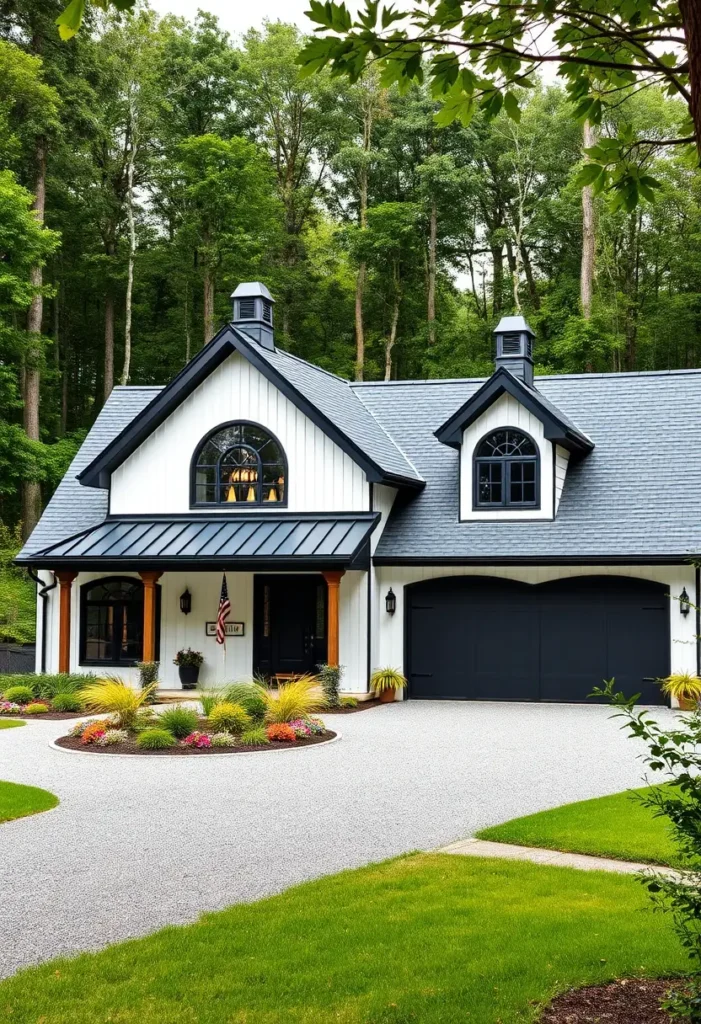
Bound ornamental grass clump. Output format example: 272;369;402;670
263;677;326;724
81;677;155;729
220;682;267;720
52;692;83;713
208;701;250;734
158;705;199;739
136;728;176;750
239;727;270;746
24;702;49;715
3;685;33;705
197;688;223;717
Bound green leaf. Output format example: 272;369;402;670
55;0;86;40
575;163;604;188
503;91;521;123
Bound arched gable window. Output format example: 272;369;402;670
192;422;287;506
80;577;159;666
474;429;539;509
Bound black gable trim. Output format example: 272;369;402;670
434;367;594;454
78;325;422;490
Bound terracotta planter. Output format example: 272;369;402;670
379;688;396;704
677;696;698;711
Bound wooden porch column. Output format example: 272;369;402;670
139;571;162;663
55;570;78;674
322;571;345;667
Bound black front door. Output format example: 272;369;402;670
254;575;327;678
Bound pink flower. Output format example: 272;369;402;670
182;731;212;748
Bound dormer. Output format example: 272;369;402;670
435;317;593;521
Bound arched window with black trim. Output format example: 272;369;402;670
192;422;287;506
80;577;159;666
474;429;539;509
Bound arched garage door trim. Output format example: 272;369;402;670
405;574;670;705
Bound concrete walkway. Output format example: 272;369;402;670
439;837;682;878
0;701;677;978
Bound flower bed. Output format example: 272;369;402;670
54;714;336;755
0;677;90;719
0;700;84;720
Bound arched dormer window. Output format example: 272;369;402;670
191;422;287;506
474;429;539;509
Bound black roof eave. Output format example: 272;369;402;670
373;553;698;567
434;367;594;455
17;555;368;572
77;326;423;492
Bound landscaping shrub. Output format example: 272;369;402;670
97;729;128;746
158;705;199;739
340;696;358;708
133;708;157;731
69;720;90;737
24;702;49;715
211;731;236;747
317;663;343;708
197;688;223;717
208;701;250;734
136;728;176;750
266;723;296;742
137;662;160;701
51;692;83;713
182;731;211;748
596;679;701;1020
220;682;266;720
0;701;21;714
263;677;326;723
239;727;270;746
81;677;155;728
3;685;34;704
36;673;95;699
80;721;108;745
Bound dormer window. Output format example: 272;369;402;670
474;429;539;509
192;422;287;506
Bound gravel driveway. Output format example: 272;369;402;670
0;701;674;978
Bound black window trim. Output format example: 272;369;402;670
79;575;161;668
473;427;540;510
189;419;288;509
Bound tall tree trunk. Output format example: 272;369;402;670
680;1;701;158
121;136;136;386
520;244;539;309
103;294;114;401
184;278;191;364
491;245;503;316
22;136;46;540
624;213;639;370
427;199;437;344
580;121;597;321
60;343;69;438
203;264;215;345
354;262;366;380
384;271;401;382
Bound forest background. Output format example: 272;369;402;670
0;0;698;641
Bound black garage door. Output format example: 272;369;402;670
407;576;669;705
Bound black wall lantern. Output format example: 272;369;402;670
680;587;691;617
179;588;192;615
385;588;396;615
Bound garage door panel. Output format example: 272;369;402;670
407;575;669;705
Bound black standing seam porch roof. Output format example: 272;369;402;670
16;513;379;571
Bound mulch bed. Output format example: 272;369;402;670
328;698;387;714
55;730;337;755
0;711;83;721
541;978;681;1024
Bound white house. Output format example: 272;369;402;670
17;283;700;704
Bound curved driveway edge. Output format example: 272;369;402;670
47;731;341;757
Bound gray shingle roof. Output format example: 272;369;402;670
18;387;161;559
355;369;701;561
252;343;421;484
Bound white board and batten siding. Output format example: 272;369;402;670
460;392;560;520
111;352;369;515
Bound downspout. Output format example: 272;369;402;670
26;568;57;674
691;561;695;679
367;482;374;692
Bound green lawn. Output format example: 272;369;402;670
0;854;686;1024
0;780;58;823
477;787;684;868
0;718;25;729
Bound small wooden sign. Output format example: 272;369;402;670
205;621;244;637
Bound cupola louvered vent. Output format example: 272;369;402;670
238;297;255;319
501;333;521;354
230;282;276;351
262;300;272;324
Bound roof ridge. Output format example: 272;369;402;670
353;387;423;481
353;367;701;387
271;346;351;384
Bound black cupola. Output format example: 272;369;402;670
494;315;535;387
231;281;275;351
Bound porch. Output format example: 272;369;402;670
21;512;377;692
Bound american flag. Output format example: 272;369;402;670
216;573;231;645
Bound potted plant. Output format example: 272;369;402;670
173;648;204;690
137;661;159;702
661;673;701;711
370;667;407;703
